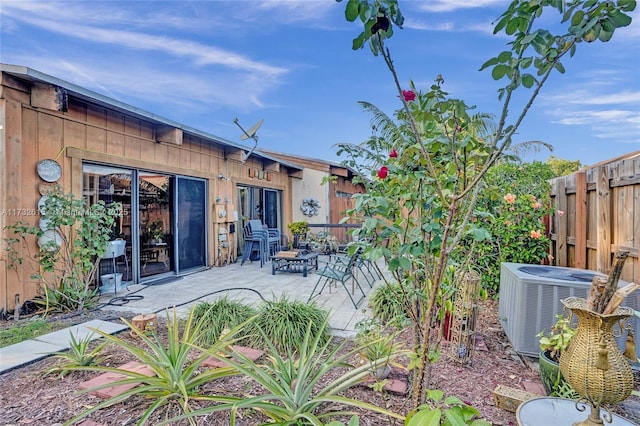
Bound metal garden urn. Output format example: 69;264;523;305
559;297;634;425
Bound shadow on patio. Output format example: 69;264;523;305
98;254;389;337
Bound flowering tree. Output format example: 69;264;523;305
338;0;635;408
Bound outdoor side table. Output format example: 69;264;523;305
271;251;319;277
516;397;637;426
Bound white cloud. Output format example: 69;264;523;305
417;0;505;13
4;10;287;76
547;90;640;106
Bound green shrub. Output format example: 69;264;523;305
456;161;556;296
253;295;329;354
369;282;413;326
191;297;258;347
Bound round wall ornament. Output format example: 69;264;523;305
36;159;62;182
300;196;320;217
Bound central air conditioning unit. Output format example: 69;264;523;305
498;262;639;358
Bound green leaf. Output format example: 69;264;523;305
479;57;499;71
522;74;535;88
345;0;359;22
406;408;442;426
554;62;566;73
493;15;509;34
491;64;507;80
571;10;584;26
505;18;519;35
619;0;637;12
610;10;632;27
497;50;512;63
352;32;365;50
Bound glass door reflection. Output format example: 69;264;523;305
138;173;173;278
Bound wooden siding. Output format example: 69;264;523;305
549;151;640;284
0;74;295;311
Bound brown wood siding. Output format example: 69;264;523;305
1;74;296;311
549;152;640;283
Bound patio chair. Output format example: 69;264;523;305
247;220;281;258
308;247;366;309
241;223;268;267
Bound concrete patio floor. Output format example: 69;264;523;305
97;254;389;338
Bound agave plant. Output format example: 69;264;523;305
166;317;405;425
45;330;107;377
64;307;244;425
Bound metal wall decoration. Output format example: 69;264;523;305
300;196;320;217
36;159;62;182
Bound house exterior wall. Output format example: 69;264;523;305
0;70;297;312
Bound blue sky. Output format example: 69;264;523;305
1;0;638;167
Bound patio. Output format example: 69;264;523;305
97;254;389;337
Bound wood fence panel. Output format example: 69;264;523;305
549;151;639;283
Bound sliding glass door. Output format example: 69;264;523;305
176;177;207;272
83;163;208;285
138;173;173;279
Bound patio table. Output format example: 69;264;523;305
271;251;319;277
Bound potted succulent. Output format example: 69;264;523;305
537;313;577;396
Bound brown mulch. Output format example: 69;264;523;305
1;300;638;425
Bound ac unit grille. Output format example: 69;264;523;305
498;262;639;358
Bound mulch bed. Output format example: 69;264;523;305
1;300;638;425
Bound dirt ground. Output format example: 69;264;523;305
1;299;638;425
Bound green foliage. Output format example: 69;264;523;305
0;318;51;348
191;297;258;347
460;161;556;295
369;282;411;325
546;155;582;177
168;319;405;425
339;0;404;54
482;0;635;100
287;221;309;235
45;331;106;377
405;389;490;426
4;185;121;313
537;313;576;361
253;295;330;354
339;0;632;408
65;308;241;425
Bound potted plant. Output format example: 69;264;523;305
537;313;577;396
287;221;308;248
148;220;164;243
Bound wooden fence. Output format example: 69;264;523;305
549;151;640;284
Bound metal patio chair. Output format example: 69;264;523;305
308;247;366;309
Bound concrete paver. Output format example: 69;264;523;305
0;255;388;375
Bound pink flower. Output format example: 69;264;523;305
532;202;542;209
547;254;555;262
401;90;416;102
557;210;565;216
377;166;389;179
504;193;516;204
504;220;512;226
389;149;398;158
530;230;542;239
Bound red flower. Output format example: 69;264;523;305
401;90;416;102
389;149;398;158
377;166;389;179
